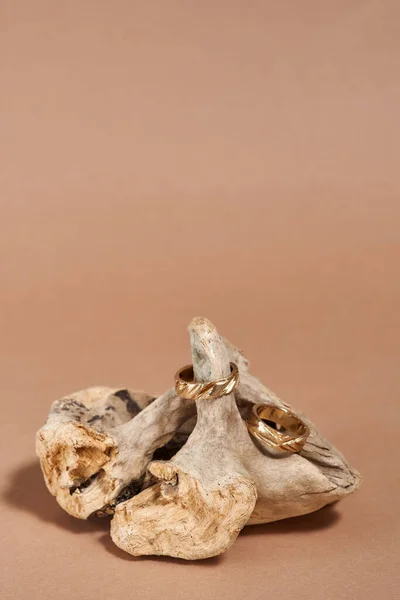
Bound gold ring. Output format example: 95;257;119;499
175;362;239;400
246;403;309;453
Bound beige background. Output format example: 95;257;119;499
1;2;399;599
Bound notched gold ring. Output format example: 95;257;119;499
175;362;239;400
246;403;309;453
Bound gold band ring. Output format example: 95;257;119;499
175;362;239;400
246;403;309;453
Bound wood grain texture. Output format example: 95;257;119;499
36;317;361;558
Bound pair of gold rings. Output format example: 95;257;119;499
174;363;309;453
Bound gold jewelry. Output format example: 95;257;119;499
175;362;239;400
246;403;309;453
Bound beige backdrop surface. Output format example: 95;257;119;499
1;2;399;599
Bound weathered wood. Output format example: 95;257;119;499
36;317;361;559
111;318;360;558
36;387;195;518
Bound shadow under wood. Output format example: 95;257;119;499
99;533;223;566
99;505;340;562
3;460;109;535
240;503;341;537
3;460;341;563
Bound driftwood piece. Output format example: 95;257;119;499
110;318;360;558
36;317;361;560
36;387;195;518
111;318;258;559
